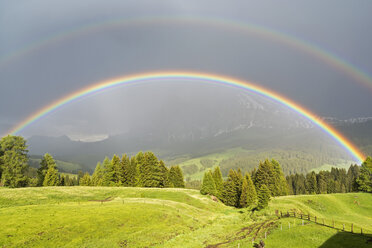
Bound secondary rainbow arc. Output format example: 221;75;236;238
1;16;372;92
8;71;365;163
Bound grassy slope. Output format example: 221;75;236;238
0;188;371;248
174;147;355;180
262;193;372;248
175;148;247;180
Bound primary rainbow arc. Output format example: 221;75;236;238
8;71;365;163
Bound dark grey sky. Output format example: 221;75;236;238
1;0;372;139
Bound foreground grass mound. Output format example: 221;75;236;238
263;193;372;248
0;187;240;247
0;187;371;247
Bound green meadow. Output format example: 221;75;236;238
0;187;371;247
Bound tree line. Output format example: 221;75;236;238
0;135;185;188
200;159;288;210
78;152;185;188
286;158;372;195
1;135;370;196
200;157;372;209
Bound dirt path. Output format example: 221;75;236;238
205;219;277;248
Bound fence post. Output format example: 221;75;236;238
265;232;267;239
308;214;310;221
302;220;304;226
281;211;282;217
287;211;289;217
315;216;317;223
294;212;296;218
301;214;303;219
351;224;353;233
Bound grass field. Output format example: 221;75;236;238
175;148;247;180
0;187;371;247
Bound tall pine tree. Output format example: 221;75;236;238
200;170;217;195
43;163;59;186
91;162;104;186
212;166;223;198
0;135;29;188
169;165;185;188
257;184;271;210
357;156;372;192
245;173;257;207
271;159;288;196
102;157;115;186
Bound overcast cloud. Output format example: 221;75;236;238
1;0;372;138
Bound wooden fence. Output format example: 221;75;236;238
276;210;366;235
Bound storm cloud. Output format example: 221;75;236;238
1;0;372;138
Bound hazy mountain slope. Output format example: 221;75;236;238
26;88;369;173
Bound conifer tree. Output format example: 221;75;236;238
221;169;240;207
43;164;59;186
235;168;244;200
271;159;288;196
305;171;318;194
0;135;29;188
140;152;160;187
254;160;275;196
91;162;104;186
60;175;65;186
245;173;257;206
286;175;294;195
102;157;115;186
136;152;146;187
121;154;131;186
129;156;138;186
347;164;360;192
221;180;237;207
169;165;185;188
357;156;372;192
212;166;223;198
239;177;249;208
64;175;72;186
317;171;328;194
200;170;217;195
327;179;336;193
111;154;121;186
79;172;91;186
37;153;57;186
159;160;172;188
293;173;307;195
257;184;271;210
77;170;84;185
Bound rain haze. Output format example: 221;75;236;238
1;0;372;141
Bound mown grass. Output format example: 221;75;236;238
0;187;371;248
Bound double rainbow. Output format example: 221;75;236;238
8;71;365;163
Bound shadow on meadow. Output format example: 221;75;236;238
318;231;372;248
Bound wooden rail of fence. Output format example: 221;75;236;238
275;210;366;236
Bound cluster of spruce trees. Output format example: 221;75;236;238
39;151;185;188
78;151;185;188
286;159;372;194
0;135;185;188
200;159;288;209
